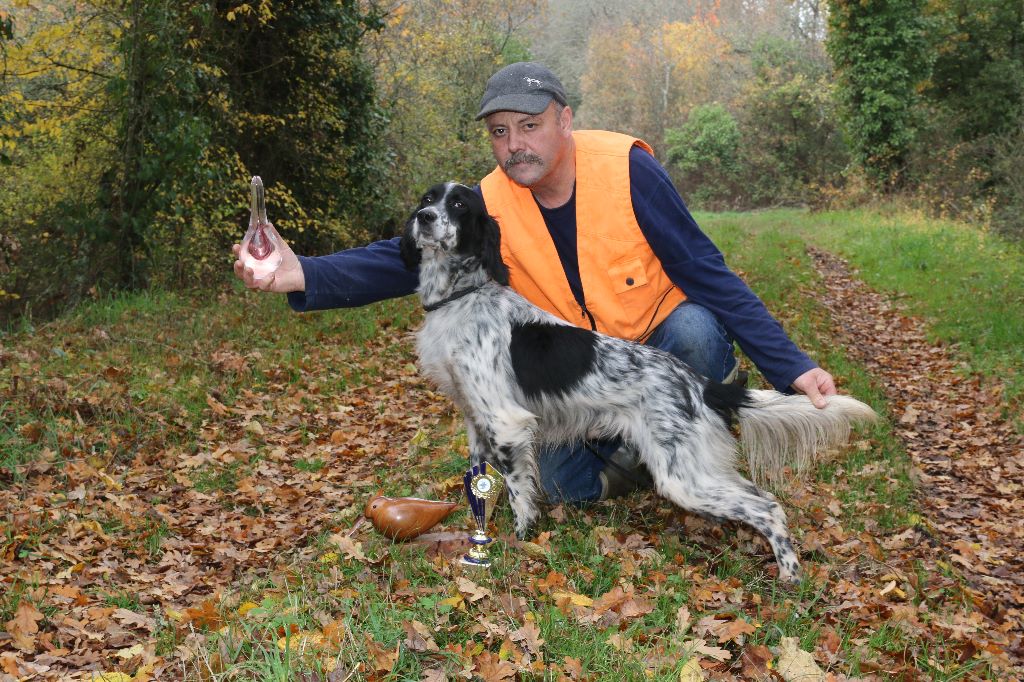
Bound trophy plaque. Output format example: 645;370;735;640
460;462;505;568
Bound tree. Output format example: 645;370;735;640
826;0;929;189
200;0;391;251
365;0;539;210
923;0;1024;141
578;16;733;154
736;37;848;205
0;0;389;319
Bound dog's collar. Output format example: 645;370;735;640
423;285;483;312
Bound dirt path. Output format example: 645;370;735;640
807;247;1024;667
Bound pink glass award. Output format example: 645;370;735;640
240;176;282;281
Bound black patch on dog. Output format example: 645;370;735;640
702;380;752;427
510;322;597;399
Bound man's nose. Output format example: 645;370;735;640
505;128;525;153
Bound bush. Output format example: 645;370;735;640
736;38;849;207
990;117;1024;241
665;104;743;209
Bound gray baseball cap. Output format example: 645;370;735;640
476;62;568;120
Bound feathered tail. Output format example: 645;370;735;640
736;390;878;484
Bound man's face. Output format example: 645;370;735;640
484;103;572;188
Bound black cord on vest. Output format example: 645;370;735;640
632;287;678;344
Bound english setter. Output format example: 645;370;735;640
399;182;876;582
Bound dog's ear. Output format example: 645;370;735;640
399;220;421;271
479;213;510;285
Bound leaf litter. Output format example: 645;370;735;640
0;252;1021;679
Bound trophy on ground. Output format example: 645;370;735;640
460;462;505;568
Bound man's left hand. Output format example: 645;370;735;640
791;368;837;409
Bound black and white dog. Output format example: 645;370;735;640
399;182;876;582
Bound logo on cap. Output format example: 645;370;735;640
524;77;542;87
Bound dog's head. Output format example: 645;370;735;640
399;182;510;286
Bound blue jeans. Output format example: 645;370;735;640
538;301;737;503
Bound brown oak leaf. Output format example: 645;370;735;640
473;651;516;681
7;601;43;653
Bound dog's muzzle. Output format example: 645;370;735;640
416;208;439;239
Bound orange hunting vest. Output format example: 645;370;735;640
480;130;686;340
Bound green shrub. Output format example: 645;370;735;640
665;104;743;209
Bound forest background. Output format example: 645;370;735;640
0;0;1022;323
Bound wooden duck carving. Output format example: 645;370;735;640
364;495;459;540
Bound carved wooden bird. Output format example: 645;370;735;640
363;495;459;540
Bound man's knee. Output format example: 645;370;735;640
647;302;736;380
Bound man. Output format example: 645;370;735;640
234;62;838;503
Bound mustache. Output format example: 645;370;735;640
504;152;543;171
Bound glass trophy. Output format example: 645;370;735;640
460;462;505;568
240;175;283;281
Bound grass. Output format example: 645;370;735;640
697;207;1024;428
1;208;1018;679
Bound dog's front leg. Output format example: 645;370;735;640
464;406;541;540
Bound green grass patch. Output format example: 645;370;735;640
698;208;1024;428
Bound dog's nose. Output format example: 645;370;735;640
417;208;438;224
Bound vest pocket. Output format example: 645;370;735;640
608;257;649;294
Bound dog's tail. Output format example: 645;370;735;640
707;383;878;484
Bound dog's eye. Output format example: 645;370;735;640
452;201;465;209
422;194;433;204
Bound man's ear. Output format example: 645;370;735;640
480;213;509;285
559;105;573;135
399;221;421;270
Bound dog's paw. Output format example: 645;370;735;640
775;563;802;588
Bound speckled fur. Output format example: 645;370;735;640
400;182;876;583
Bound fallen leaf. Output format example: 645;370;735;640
456;576;492;602
181;598;222;631
473;651;516;681
277;631;326;652
510;620;545;655
365;635;399;673
402;619;439;652
607;632;634;652
563;656;583;680
675;605;692;636
739;644;773;678
1;654;22;676
519;540;548;560
776;636;825;682
552;590;593;608
6;601;43;653
115;643;145;660
328;533;368;562
679;658;706;682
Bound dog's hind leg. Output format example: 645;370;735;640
642;430;802;583
658;470;801;583
467;406;542;540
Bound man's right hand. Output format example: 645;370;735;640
232;223;305;293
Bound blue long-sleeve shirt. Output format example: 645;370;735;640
287;147;816;390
